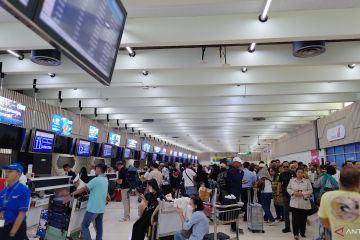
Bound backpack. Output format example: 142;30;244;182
217;170;228;189
172;169;180;179
316;174;339;205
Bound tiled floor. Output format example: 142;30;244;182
29;196;318;239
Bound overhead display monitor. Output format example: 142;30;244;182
188;154;192;159
152;153;157;161
161;148;167;155
0;96;26;127
108;132;121;146
50;114;73;136
77;139;91;157
126;139;138;150
102;144;113;158
0;123;26;150
32;0;127;86
179;152;183;157
142;143;152;153
183;153;188;159
154;146;161;154
1;0;38;18
32;130;55;153
140;151;146;160
123;148;131;159
170;150;173;156
53;135;73;154
173;151;178;157
88;126;99;142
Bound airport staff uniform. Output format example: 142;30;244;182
0;179;31;240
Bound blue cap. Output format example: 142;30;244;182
1;163;24;174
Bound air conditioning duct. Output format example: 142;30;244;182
292;41;326;58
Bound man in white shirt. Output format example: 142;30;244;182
182;163;197;196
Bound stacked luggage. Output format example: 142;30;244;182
45;196;72;240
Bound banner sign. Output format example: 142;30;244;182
0;96;26;126
327;125;346;142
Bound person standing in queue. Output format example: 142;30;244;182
0;163;31;240
71;163;109;240
116;161;131;222
278;161;295;233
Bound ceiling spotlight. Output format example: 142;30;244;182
142;70;149;76
241;67;248;73
348;64;356;69
126;46;136;57
7;50;24;60
259;0;272;22
248;42;256;53
48;73;56;78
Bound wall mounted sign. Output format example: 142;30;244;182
0;96;26;126
326;125;346;142
50;114;73;136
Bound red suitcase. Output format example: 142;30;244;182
114;188;122;202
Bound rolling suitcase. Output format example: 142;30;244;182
114;188;122;202
247;189;265;233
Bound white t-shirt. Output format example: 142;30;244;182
183;168;196;187
19;174;27;185
262;179;272;193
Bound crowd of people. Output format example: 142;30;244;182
0;158;359;240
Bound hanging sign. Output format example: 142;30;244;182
326;125;345;142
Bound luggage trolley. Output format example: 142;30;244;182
209;189;244;240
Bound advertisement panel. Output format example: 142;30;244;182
0;96;26;126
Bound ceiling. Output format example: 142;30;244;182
1;1;360;152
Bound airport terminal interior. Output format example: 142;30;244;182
0;0;360;240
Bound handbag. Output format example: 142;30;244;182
274;194;284;206
181;227;193;239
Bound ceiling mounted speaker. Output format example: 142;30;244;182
31;49;61;66
292;41;326;58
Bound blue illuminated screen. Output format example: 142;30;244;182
142;143;151;152
89;126;99;142
108;132;121;146
124;148;131;159
103;144;112;158
32;130;55;153
126;139;137;150
50;114;73;136
77;139;91;157
154;146;161;154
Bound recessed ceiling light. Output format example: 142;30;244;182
248;42;256;53
7;50;24;60
126;46;136;57
241;67;248;73
348;64;356;69
259;0;272;22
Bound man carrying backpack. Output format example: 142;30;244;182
116;161;130;222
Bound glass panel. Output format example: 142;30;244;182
344;143;355;153
356;143;360;152
326;155;335;163
335;155;345;168
357;153;360;162
345;153;356;162
334;146;344;154
326;147;335;155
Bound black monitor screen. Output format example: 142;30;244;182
0;123;25;150
1;0;38;18
32;0;127;85
53;135;73;154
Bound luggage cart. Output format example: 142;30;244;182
212;203;243;240
155;200;183;239
205;188;243;240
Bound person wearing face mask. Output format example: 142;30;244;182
0;163;31;240
174;196;209;240
131;179;162;240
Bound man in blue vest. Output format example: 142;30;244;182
0;163;31;240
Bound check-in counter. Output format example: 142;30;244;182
27;176;72;227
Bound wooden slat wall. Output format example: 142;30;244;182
317;101;360;149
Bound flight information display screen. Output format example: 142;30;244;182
77;139;91;157
103;144;112;158
33;0;127;85
32;130;55;153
